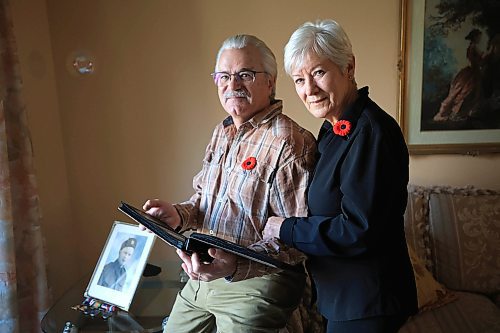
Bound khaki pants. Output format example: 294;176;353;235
164;269;305;333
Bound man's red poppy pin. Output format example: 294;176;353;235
242;157;257;170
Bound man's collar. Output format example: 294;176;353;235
222;100;283;128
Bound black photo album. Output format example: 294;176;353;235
118;201;302;273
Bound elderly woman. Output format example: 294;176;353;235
263;19;418;333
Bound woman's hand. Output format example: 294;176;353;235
142;199;181;230
177;248;237;282
262;216;285;240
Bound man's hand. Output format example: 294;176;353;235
262;216;285;240
141;199;181;230
177;248;237;282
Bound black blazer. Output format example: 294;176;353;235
280;87;418;321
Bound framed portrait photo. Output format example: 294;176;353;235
85;221;155;311
398;0;500;154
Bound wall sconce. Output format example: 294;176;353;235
65;50;96;78
71;53;95;75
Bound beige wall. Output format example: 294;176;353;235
12;0;500;299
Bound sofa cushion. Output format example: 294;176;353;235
405;186;434;271
399;291;500;333
408;246;456;312
427;187;500;295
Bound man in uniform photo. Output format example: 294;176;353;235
97;237;137;291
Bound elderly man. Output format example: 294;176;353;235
144;34;317;333
97;237;136;291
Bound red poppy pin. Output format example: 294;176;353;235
242;157;257;170
333;120;351;137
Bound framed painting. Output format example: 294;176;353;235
85;221;155;311
398;0;500;155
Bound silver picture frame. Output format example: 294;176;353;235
85;221;156;311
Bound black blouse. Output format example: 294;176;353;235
280;87;418;321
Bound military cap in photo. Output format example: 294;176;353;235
120;237;137;250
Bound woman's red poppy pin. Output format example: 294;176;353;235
242;157;257;170
333;120;352;137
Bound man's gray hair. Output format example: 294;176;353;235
284;19;354;76
215;34;277;100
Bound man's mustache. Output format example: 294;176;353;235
224;90;249;99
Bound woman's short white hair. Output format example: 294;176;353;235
215;34;277;100
284;19;354;76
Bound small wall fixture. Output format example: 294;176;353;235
72;54;94;75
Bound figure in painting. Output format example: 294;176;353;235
433;29;483;122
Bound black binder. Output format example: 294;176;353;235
118;202;302;273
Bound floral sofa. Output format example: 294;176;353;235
399;185;500;333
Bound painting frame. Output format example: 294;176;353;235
398;0;500;155
84;221;155;311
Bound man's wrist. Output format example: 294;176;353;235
224;262;238;283
172;206;183;231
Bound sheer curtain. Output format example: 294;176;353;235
0;1;51;332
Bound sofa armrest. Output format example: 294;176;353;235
405;185;434;272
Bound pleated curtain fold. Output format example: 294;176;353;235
0;0;51;332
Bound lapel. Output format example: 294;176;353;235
316;87;370;175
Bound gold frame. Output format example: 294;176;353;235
398;0;500;155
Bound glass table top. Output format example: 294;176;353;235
41;262;184;333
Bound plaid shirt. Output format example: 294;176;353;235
174;100;317;281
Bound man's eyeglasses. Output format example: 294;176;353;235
211;70;268;87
